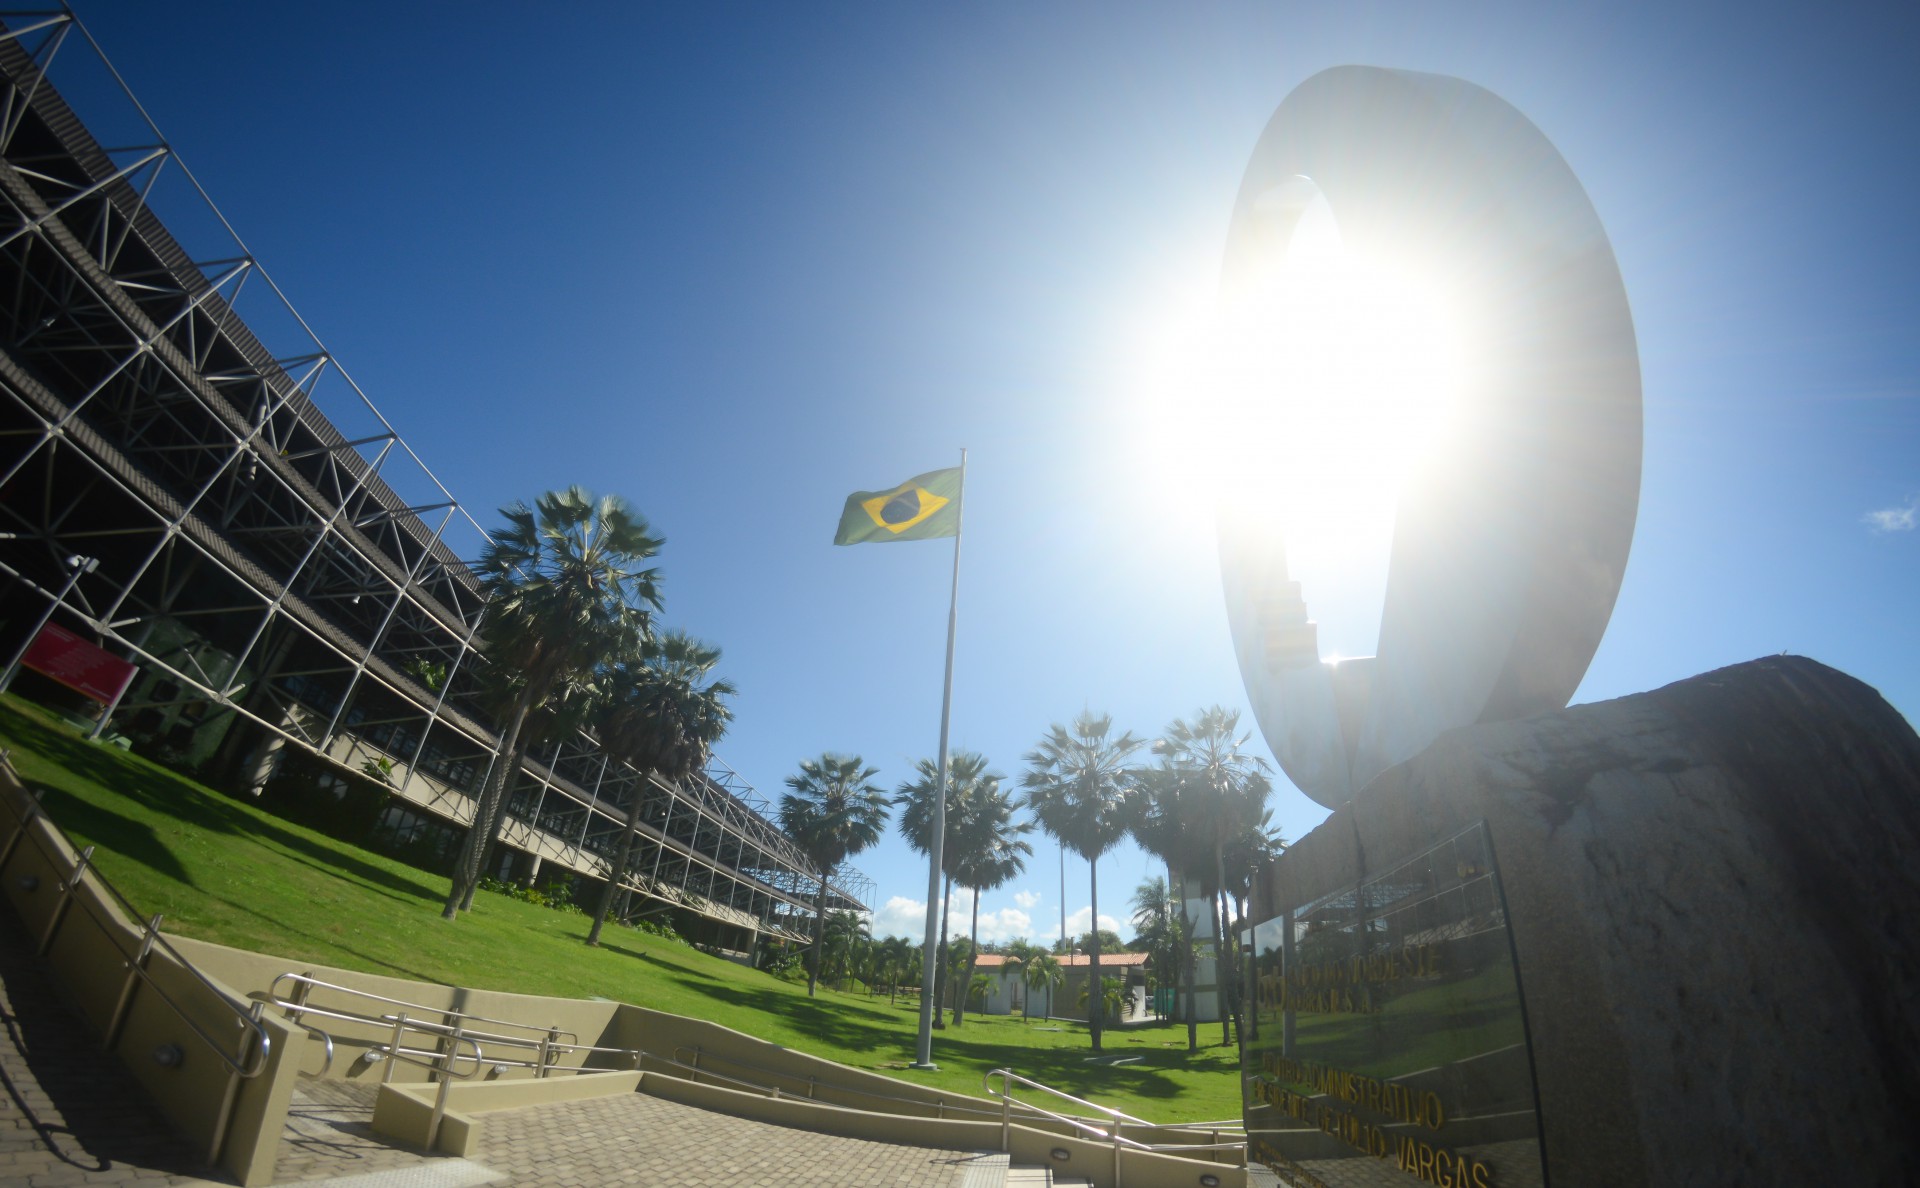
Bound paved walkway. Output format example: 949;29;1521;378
474;1094;1001;1187
0;906;1011;1187
273;1080;463;1184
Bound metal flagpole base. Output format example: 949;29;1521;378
908;1061;939;1070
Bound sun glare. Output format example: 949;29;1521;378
1146;185;1466;658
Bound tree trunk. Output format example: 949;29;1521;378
1160;860;1175;1025
444;682;535;919
206;622;294;790
1178;868;1199;1053
1213;843;1232;1047
1220;886;1238;1048
933;874;953;1029
586;771;650;946
459;737;529;912
1088;856;1103;1053
955;890;980;1027
1237;888;1257;1042
806;873;828;997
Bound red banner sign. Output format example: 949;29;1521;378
20;623;138;705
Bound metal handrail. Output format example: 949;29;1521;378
670;1044;1002;1121
362;1012;483;1149
290;1020;336;1077
267;1001;491;1068
268;972;652;1080
0;757;274;1163
983;1068;1247;1188
651;1048;784;1097
269;972;579;1048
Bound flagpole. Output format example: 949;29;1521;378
911;447;965;1070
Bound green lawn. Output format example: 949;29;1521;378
0;694;1243;1123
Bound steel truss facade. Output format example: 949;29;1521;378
0;10;869;943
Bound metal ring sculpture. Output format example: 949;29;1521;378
1218;67;1641;808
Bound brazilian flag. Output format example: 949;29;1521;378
834;466;962;545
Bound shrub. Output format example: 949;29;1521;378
477;876;585;916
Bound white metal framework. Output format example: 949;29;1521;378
0;7;870;944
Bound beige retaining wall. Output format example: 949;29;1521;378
0;763;305;1186
168;934;627;1083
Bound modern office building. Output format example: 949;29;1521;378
0;12;868;955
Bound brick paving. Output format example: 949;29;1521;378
272;1080;466;1185
473;1092;1000;1187
0;910;226;1186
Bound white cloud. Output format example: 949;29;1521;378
970;908;1036;944
1865;497;1919;533
872;891;1047;946
871;895;927;941
935;888;1037;945
1013;889;1042;910
1063;905;1124;938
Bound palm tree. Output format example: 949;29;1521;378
1023;950;1064;1021
968;972;994;1013
457;663;602;913
445;489;662;920
949;774;1032;1027
822;909;871;989
895;751;996;1027
1020;711;1142;1052
1152;707;1273;1047
1127;762;1210;1051
1004;939;1043;1019
945;935;974;1015
878;935;916;1004
1079;975;1132;1022
1129;875;1182;1021
1221;807;1287;1039
780;754;889;998
900;942;923;1005
585;632;734;946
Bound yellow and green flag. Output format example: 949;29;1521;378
834;466;962;545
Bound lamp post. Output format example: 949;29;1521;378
0;554;98;693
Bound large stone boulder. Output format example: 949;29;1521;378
1260;655;1920;1186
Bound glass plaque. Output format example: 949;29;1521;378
1243;822;1547;1188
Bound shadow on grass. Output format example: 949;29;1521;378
187;889;445;984
591;935;732;984
666;975;927;1051
18;777;192;888
0;699;439;907
927;1028;1240;1104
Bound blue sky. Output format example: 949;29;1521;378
59;1;1920;944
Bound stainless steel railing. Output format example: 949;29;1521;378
361;1013;483;1149
983;1067;1246;1188
266;972;632;1079
671;1043;1003;1121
